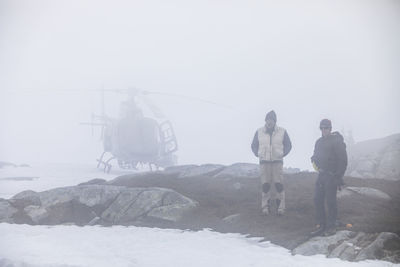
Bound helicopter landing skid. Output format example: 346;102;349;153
96;151;114;173
117;160;139;170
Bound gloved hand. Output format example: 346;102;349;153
312;161;319;172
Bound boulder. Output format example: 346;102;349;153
213;163;259;178
175;164;225;178
355;232;400;262
109;171;165;185
337;187;391;201
0;185;198;226
376;147;400;179
101;187;197;223
147;190;198;222
164;164;198;174
293;231;400;262
211;163;300;178
101;188;155;223
78;178;107;186
27;185;124;208
222;213;242;224
346;133;400;180
349;159;377;179
0;199;18;223
293;230;355;256
24;205;48;224
9;190;41;208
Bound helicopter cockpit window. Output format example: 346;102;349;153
119;100;143;119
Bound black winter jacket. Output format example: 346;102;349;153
311;132;348;179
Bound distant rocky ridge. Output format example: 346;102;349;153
0;161;30;168
0;161;17;168
346;133;400;180
164;162;300;178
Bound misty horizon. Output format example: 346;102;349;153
1;0;399;171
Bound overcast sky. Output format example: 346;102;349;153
0;0;399;170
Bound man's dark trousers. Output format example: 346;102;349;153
314;172;337;230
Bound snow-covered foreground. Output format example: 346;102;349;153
0;223;395;267
0;163;397;266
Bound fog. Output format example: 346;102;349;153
1;0;399;170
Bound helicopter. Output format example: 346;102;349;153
82;88;178;173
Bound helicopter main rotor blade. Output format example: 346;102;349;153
3;88;234;110
143;91;234;110
140;95;165;119
79;122;106;126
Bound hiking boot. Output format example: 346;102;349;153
324;227;336;236
310;224;325;237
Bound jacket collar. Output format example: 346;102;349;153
264;124;277;134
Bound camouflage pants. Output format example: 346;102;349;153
260;161;285;214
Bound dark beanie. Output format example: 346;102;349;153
320;119;332;128
265;110;277;122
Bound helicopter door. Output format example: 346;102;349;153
159;120;178;155
112;117;160;161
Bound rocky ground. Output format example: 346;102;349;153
1;163;400;262
108;168;400;250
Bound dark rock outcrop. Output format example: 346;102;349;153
293;230;400;262
213;163;259;178
166;164;225;178
78;178;107;186
1;185;198;226
0;199;18;223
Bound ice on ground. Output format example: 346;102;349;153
0;163;137;199
0;223;394;267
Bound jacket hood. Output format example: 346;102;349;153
331;131;344;142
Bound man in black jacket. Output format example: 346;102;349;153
311;119;348;236
251;110;292;215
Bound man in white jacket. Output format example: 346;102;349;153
251;110;292;215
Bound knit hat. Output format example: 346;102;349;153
320;119;332;128
265;110;277;122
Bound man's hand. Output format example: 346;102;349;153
337;177;345;191
312;161;319;172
